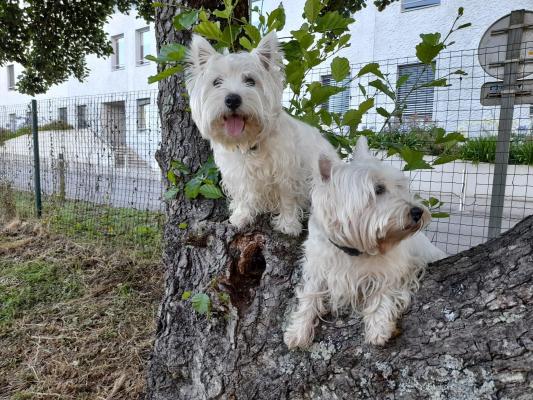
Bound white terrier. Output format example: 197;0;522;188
284;136;446;347
186;32;339;236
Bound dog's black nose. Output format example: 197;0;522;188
225;94;242;111
410;207;423;223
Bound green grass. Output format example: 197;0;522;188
11;191;163;253
0;126;31;146
0;259;83;326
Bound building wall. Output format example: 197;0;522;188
257;0;533;135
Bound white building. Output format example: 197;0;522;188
0;9;160;172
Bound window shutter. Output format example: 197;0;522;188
397;63;435;118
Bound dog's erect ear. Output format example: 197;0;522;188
353;135;371;159
318;155;333;183
188;35;218;71
252;31;283;71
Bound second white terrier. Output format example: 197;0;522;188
284;136;446;347
186;32;338;236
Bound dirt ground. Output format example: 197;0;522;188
0;220;163;400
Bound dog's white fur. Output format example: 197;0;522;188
186;32;338;235
284;137;446;347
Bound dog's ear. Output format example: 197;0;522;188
252;31;283;71
188;35;218;71
353;135;371;159
318;155;333;183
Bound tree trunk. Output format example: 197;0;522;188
147;4;533;399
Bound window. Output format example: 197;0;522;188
136;27;153;65
112;34;125;70
77;105;88;129
58;107;68;124
7;65;15;90
137;98;150;130
397;63;435;118
402;0;440;11
321;75;350;115
8;113;16;132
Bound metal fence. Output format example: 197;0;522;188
1;46;532;254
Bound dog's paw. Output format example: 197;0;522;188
284;329;312;350
229;209;254;229
272;215;302;236
364;323;396;346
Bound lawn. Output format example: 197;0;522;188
0;189;164;399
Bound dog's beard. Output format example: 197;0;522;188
377;208;430;254
209;113;264;150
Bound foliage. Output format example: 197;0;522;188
165;156;224;201
0;0;154;95
0;126;31;146
39;120;74;131
182;291;212;316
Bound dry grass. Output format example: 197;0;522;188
0;221;163;400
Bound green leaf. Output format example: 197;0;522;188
357;63;384;79
432;154;459;165
316;11;354;33
331;57;350;82
291;29;314;49
164;186;179;201
267;7;286;31
304;0;323;23
453;69;467;76
221;25;242;46
191;293;211;315
285;61;305;94
420;78;448;88
309;84;345;106
170;160;190;174
431;212;449;218
456;23;472;30
167;170;178;185
178;222;188;229
342;98;374;129
239;36;253;50
199;183;223;199
194;20;223;41
376;107;390;118
181;291;192;300
243;24;261;45
400;148;433;171
369;79;395;100
147;43;187;64
184;177;203;199
434;129;466;144
416;33;445;64
174;10;199;30
396;74;409;88
148;65;183;83
358;83;367;97
318;108;332;126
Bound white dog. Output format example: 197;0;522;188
284;136;446;347
186;32;339;236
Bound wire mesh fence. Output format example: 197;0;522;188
0;91;163;247
0;45;532;254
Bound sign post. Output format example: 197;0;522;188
478;10;533;239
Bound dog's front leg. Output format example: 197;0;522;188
284;274;325;349
229;200;256;229
363;290;410;346
271;189;302;236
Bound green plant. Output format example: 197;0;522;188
39;120;74;130
460;136;496;164
0;126;31;146
182;291;211;316
165;156;224;201
512;140;533;165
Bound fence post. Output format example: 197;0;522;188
31;99;42;218
487;10;525;239
58;153;66;202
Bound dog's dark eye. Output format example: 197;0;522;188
213;78;223;88
244;77;255;87
375;184;386;195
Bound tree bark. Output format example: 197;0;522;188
148;3;533;399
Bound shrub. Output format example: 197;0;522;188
460;136;497;163
512;141;533;165
39;120;73;131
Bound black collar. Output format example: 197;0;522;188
328;239;362;257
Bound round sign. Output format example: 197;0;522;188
478;11;533;80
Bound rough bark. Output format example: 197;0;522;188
148;3;532;399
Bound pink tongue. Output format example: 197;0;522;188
224;115;245;137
